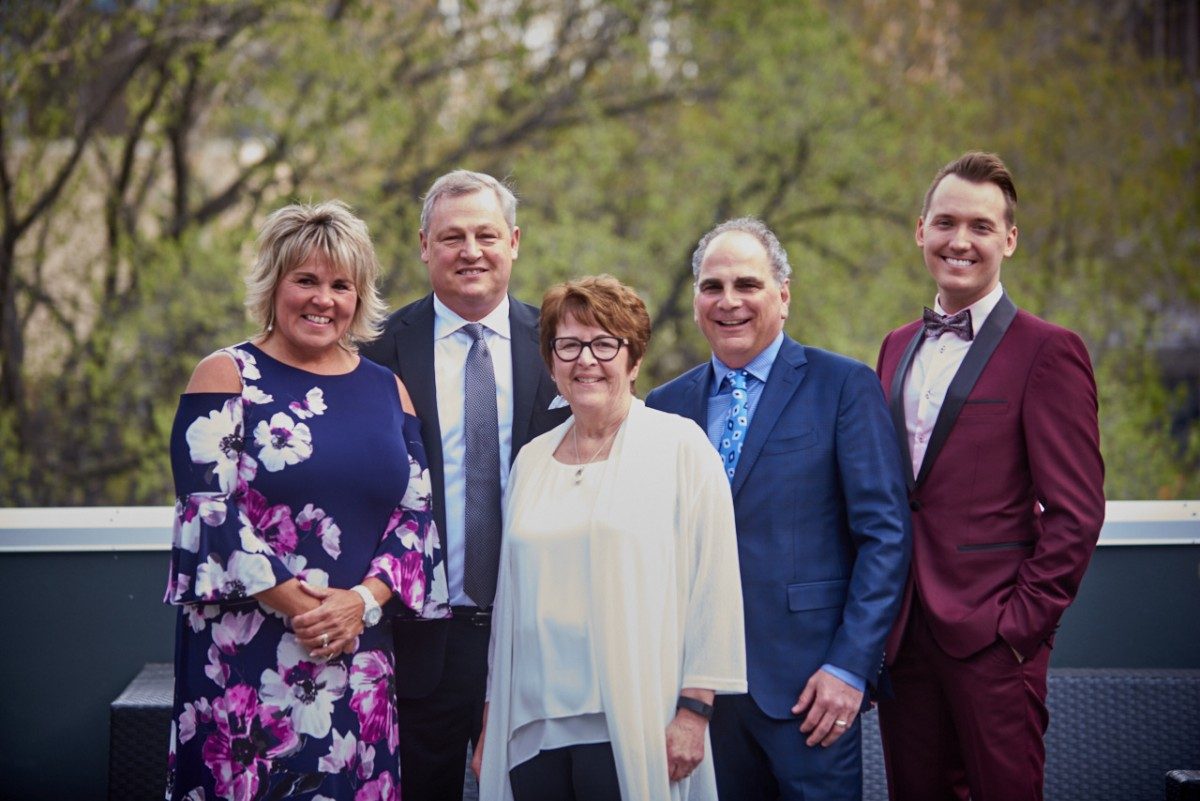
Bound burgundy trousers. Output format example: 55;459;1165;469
877;600;1051;801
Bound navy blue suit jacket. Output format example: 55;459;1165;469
646;335;910;718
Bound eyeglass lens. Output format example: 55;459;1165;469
554;337;622;361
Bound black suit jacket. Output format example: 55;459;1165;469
360;293;568;697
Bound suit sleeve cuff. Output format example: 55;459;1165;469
821;664;866;692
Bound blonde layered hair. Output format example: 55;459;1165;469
244;200;387;350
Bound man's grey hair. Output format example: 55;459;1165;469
420;170;518;233
691;216;792;286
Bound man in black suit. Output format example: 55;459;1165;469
362;170;568;801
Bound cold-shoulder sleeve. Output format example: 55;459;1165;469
165;392;294;605
365;412;451;620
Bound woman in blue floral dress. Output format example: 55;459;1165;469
165;201;448;801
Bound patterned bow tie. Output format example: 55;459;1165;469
922;307;974;341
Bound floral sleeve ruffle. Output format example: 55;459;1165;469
165;392;293;605
365;413;450;620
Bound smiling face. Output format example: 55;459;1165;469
420;189;520;321
270;251;358;361
693;230;790;369
917;173;1018;314
551;313;640;423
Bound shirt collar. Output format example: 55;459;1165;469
432;294;511;341
934;282;1004;337
709;331;785;395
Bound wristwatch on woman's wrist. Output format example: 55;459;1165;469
676;695;715;720
350;584;382;627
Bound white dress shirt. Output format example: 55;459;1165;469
432;294;514;607
903;283;1005;478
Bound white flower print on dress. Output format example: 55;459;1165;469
280;553;330;589
289;387;327;419
195;551;276;601
227;348;262;381
175;495;228;554
317;729;376;780
242;385;273;405
204;644;229;688
259;634;348;738
254;412;313;472
297;504;342;560
185;604;219;633
179;698;212;745
211;609;265;655
399;457;432;512
186;398;258;494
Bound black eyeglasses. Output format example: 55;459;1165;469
551;336;627;362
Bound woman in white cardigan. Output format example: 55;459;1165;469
472;275;747;801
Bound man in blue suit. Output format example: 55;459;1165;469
646;218;910;800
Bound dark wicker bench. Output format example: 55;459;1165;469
861;668;1200;800
108;663;173;801
110;665;1199;800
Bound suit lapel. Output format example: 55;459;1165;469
508;297;542;458
731;337;807;499
682;365;711;432
915;293;1017;488
889;329;924;491
395;296;438;429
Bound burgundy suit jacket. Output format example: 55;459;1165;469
876;295;1105;662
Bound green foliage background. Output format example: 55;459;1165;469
1;0;1196;504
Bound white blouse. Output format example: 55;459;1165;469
481;400;747;801
507;458;610;768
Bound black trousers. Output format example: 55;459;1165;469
509;742;622;801
395;616;490;801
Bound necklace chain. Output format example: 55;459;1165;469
571;421;620;484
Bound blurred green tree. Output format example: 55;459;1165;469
0;0;1195;504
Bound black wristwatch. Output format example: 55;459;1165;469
676;696;715;720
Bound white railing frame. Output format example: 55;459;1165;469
0;501;1197;552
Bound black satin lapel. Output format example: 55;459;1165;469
890;330;924;492
915;294;1018;488
509;298;541;456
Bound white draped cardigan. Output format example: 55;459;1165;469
480;399;747;800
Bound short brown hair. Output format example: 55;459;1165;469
922;151;1018;227
539;275;651;375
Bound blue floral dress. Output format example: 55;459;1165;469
164;343;448;801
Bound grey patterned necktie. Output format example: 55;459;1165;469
461;323;501;608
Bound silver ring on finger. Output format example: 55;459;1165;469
320;632;330;648
835;719;849;727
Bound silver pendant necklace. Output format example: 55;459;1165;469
571;421;619;485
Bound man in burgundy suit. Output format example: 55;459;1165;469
875;151;1105;801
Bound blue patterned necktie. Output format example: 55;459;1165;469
717;369;750;482
461;323;501;608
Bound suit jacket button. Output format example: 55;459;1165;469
909;499;922;511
